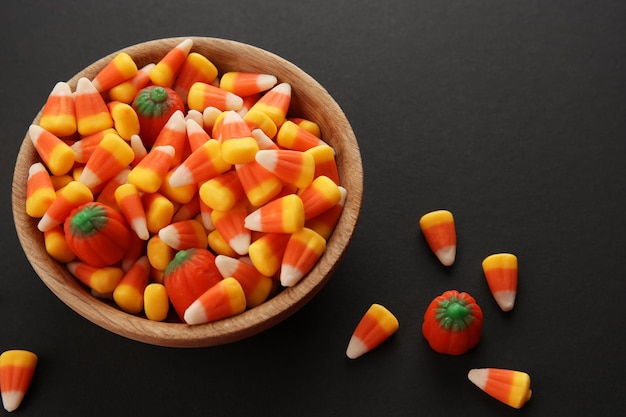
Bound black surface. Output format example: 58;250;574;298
1;1;625;415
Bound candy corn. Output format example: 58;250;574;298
95;168;129;209
150;38;193;87
66;261;124;294
419;210;456;266
244;194;305;234
255;149;315;189
220;110;259;165
215;255;274;308
185;118;210;152
160;168;198;204
152;110;187;167
79;132;134;189
114;183;149;240
305;186;346;240
112;256;150;314
0;350;38;412
305;144;340;184
127;145;175;193
39;81;76;137
168;139;231;187
207;229;239;257
173;52;218;103
70;128;116;164
467;368;532;409
244;109;278;139
74;77;113;136
158;219;208;250
248;82;291;127
211;199;250;256
37;180;93;232
247;232;290;278
109;63;155;104
277;120;327;151
199;170;244;212
280;227;326;287
28;124;75;176
43;225;76;263
183;277;247;324
91;52;138;92
187;82;243;113
346;304;399;359
289;117;321;138
26;162;56;218
298;175;342;220
482;253;518;312
142;192;175;234
219;72;278;97
235;160;283;207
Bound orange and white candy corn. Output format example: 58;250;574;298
113;256;150;314
109;63;155;104
96;168;129;209
235;160;283;207
280;227;326;287
187;82;243;113
0;350;38;412
305;186;346;240
298;175;342;220
244;194;305;234
277;120;327;151
220;110;259;165
74;77;113;136
70;128;116;164
150;38;193;87
211;198;250;256
66;261;124;294
43;225;76;263
183;277;247;324
305;144;340;184
185;118;210;152
114;183;149;240
28;124;75;176
91;52;138;92
143;192;175;234
173;52;218;103
39;81;77;137
219;72;278;97
153;110;187;167
37;180;93;232
26;162;56;218
127;145;175;193
467;368;532;409
199;170;244;212
168;139;231;187
248;82;291;127
482;253;518;312
346;304;399;359
255;149;315;189
158;219;207;251
215;255;274;308
248;232;290;278
79;132;134;189
419;209;456;266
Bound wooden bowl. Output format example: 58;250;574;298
11;37;362;347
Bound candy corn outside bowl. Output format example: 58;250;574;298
11;37;363;347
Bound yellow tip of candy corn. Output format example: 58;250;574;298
346;304;399;359
468;368;532;409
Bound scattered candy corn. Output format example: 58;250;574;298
0;350;38;412
346;304;399;359
482;253;518;312
467;368;532;409
419;209;456;266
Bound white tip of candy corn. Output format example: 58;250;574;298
183;299;207;325
168;165;194;188
2;391;24;412
435;245;456;266
280;265;304;287
493;290;516;312
346;336;369;360
229;233;251;256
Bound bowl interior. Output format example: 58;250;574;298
11;37;363;347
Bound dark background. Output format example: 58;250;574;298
1;0;625;415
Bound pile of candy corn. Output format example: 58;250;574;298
343;209;532;410
24;38;347;325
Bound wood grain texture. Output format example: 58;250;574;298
11;37;363;347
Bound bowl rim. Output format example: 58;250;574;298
11;36;363;347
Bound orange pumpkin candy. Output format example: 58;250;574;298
64;202;133;267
